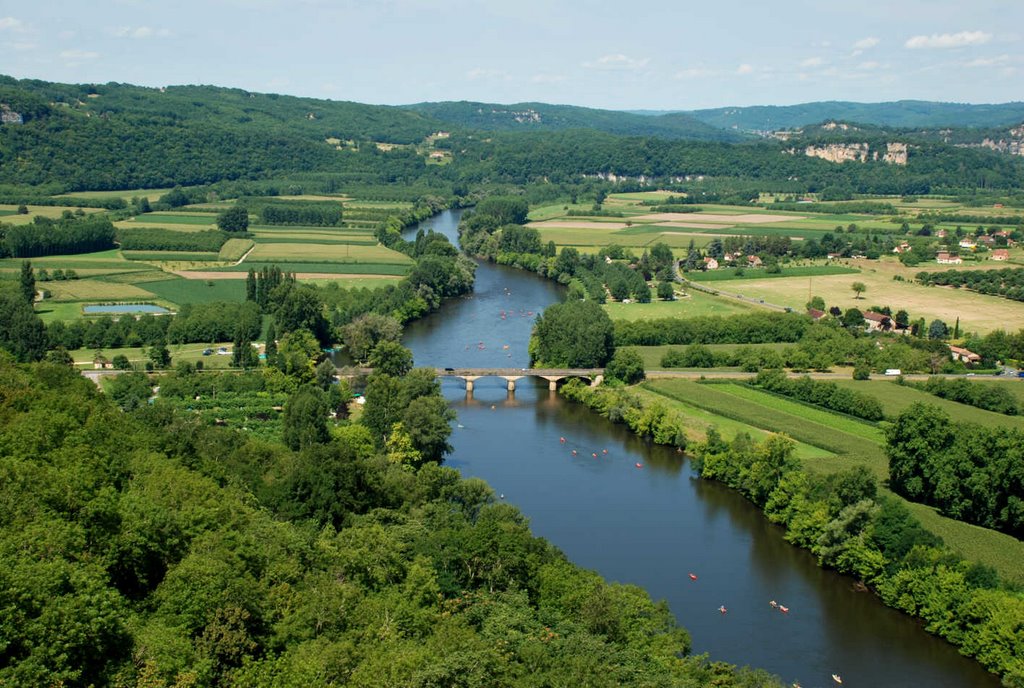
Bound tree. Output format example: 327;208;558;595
853;361;871;380
275;329;320;381
894;310;910;329
928;319;949;340
264;322;278;364
111;354;131;370
231;325;258;369
245;269;257;302
531;300;614;368
144;342;170;369
19;261;36;304
605;348;645;384
401;395;455;463
282;386;329;450
657;281;675;301
851;281;866;299
314;358;336;390
806;295;826;312
368;341;414;377
108;371;153;411
216;205;250;232
841;308;864;331
16;204;28;214
341;313;402;362
0;293;46;362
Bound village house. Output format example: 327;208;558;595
702;256;719;270
722;252;738;264
807;308;827;321
936;252;963;265
862;310;892;332
827;252;842;260
977;235;996;246
958;237;976;249
949;345;981;365
746;255;763;268
936;229;948;238
892;242;911;254
992;249;1010;261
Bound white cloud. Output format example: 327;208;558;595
736;63;754;75
673;66;714;79
59;49;99;60
466;67;506;80
800;57;824;68
582;53;649;70
0;16;24;31
858;61;881;70
905;30;992;49
854;37;880;50
112;25;170;39
965;54;1010;67
530;73;565;84
8;41;35;51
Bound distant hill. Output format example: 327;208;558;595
689;101;1024;131
404;101;741;141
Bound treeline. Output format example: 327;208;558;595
691;428;1023;683
116;228;231;252
45;313;170;351
256;200;343;226
887;403;1024;537
765;200;896;214
909;377;1019;415
917;268;1024;303
560;379;688;448
752;369;884;421
2;215;115;258
0;359;787;687
614;313;810;346
166;301;261;344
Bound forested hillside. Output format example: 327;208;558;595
1;76;1022;195
404;100;741;141
689;100;1024;131
0;360;781;687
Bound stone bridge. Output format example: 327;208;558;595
432;367;604;391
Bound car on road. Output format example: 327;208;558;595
443;367;455;372
202;348;213;356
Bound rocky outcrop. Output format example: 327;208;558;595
0;104;23;125
801;141;908;164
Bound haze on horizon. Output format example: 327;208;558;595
1;0;1022;110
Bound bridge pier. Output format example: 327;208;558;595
590;374;603;387
461;375;480;392
502;375;524;391
540;375;563;392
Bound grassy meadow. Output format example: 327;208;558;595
640;378;1024;583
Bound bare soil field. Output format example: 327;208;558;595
527;221;630;230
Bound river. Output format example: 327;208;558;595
401;209;998;688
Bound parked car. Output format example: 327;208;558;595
202;348;213;356
885;369;902;376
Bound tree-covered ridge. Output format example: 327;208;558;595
0;360;784;687
3;76;1022;195
404;100;741;141
688;100;1024;131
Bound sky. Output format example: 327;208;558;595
1;0;1021;110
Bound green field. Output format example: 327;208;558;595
603;288;757;321
219;238;255;261
245;242;411;264
143;278;247;305
74;342;236;370
830;379;1024;429
633;387;833;460
208;262;411;275
123;251;222;262
642;378;1024;583
625;343;790;369
688;264;859;282
126;213;218;226
58;187;173;201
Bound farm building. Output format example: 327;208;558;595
703;256;719;270
863;311;892;332
936;252;963;265
949;345;981;364
992;249;1010;261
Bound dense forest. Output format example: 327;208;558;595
0;359;787;687
917;267;1024;303
2;77;1023;195
688;100;1024;130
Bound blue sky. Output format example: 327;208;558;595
1;0;1021;109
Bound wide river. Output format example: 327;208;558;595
402;209;998;688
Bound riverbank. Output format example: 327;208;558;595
558;378;1023;684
